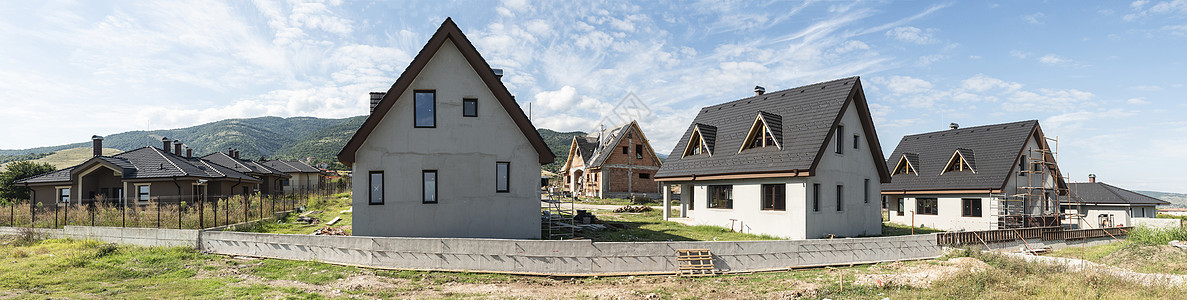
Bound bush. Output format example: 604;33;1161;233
1127;226;1187;246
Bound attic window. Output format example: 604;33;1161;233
682;128;711;157
892;154;918;176
941;150;976;174
740;112;782;152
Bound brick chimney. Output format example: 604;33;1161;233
173;140;183;156
1089;174;1096;183
369;92;386;114
186;147;192;158
162;137;172;153
234;150;240;159
92;135;104;157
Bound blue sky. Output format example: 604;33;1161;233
2;0;1186;192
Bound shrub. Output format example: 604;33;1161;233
1127;226;1187;246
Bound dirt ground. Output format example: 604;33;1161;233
853;257;991;288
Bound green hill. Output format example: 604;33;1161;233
0;115;605;173
1136;190;1187;208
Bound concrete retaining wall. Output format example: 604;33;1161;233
1132;217;1182;229
958;236;1123;252
200;232;940;275
63;226;200;248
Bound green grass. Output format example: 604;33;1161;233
239;192;352;235
1047;240;1187;275
571;197;662;206
584;209;781;242
880;222;945;236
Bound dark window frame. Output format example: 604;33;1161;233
761;184;785;211
422;170;438;204
496;162;510;193
462;98;478;117
836;185;844;211
897;198;905;216
622;146;628;154
58;187;70;203
864;179;870;204
137;185;150;202
635;144;644;159
639;173;650;179
853;134;860;150
707;185;732;209
835;125;845;154
812;183;820;212
368;171;384;205
414;90;436;128
962;198;982;217
916;198;938;215
1018;155;1027;176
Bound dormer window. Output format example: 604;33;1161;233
941;149;976;174
682;124;716;158
892;153;918;176
740;112;782;152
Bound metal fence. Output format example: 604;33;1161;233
0;190;345;230
936;226;1131;246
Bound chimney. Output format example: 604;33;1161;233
227;148;233;156
754;86;765;96
92;135;104;157
162;137;172;153
492;68;504;79
1089;174;1096;183
186;147;192;158
369;92;386;114
234;150;240;159
950;123;960;130
174;140;183;156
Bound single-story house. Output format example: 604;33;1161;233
1062;174;1170;228
202;150;290;196
259;159;325;194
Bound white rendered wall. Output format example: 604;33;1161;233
806;103;883;238
351;39;542;239
680;179;808;239
886;195;995;231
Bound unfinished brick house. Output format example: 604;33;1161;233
559;120;663;199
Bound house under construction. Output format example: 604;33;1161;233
881;120;1072;231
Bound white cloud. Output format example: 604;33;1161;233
1038;54;1070;65
1023;12;1045;25
961;74;1022;92
883;76;933;94
1010;50;1032;59
1127;98;1151;104
885;26;936;44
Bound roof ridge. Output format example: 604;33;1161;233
902;120;1037;138
704;76;859;110
198;160;227;177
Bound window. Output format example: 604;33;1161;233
835;125;844;154
962;198;982;217
761;184;785;211
683;129;710;157
853;135;860;149
896;198;905;216
639;173;650;179
812;183;820;212
944;151;974;173
916;198;938;215
369;171;383;205
864;179;870;204
836;185;844;211
137;185;150;202
687;186;694;210
622;146;628;154
496;162;510;193
892;155;916;176
707;185;732;209
462;98;477;117
1018;155;1027;176
282;179;290;186
422;170;438;204
635;145;644;159
414;91;435;128
742;117;778;151
57;188;70;204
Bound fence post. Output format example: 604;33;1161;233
54;205;58;228
90;204;94;226
156;198;161;228
243;196;247;224
122;204;126;228
199;196;204;229
179;202;183;229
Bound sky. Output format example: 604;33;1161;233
2;0;1186;192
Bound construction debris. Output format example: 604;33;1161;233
1171;240;1187;250
614;205;653;213
295;216;320;225
299;210;322;217
312;227;350;236
339;207;353;214
326;216;342;226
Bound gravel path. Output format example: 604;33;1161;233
1005;252;1187;287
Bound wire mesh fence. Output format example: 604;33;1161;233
0;189;345;230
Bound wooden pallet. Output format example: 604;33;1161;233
676;249;715;276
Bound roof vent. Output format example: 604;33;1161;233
1088;174;1096;183
492;68;504;79
754;86;765;95
950;123;960;130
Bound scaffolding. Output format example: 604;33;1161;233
541;191;576;240
991;136;1065;229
